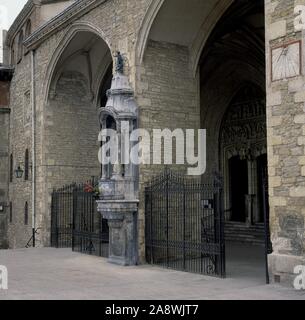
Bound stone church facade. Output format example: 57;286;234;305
0;0;305;286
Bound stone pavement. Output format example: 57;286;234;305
0;247;304;300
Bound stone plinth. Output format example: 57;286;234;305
97;200;139;266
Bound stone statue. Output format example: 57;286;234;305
115;51;124;74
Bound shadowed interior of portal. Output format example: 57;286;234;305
200;0;268;279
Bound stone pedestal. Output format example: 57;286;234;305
97;200;139;266
269;252;305;286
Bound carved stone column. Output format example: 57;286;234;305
97;55;139;267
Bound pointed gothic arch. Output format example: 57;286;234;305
43;21;113;106
136;0;233;76
42;21;115;222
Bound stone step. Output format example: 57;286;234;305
224;222;265;245
225;238;265;247
225;233;264;239
225;230;264;236
225;231;264;236
225;226;265;232
226;227;262;231
225;238;265;246
225;230;265;236
225;228;265;234
225;222;265;228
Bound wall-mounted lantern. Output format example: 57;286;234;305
0;202;9;213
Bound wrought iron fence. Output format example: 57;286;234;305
51;179;109;258
145;169;226;278
51;184;74;248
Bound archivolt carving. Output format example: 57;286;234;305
221;97;266;158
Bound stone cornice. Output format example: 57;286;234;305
6;0;36;47
24;0;107;50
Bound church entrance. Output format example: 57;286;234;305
198;0;270;282
221;84;267;229
142;0;270;282
218;84;270;283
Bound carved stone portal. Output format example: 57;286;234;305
220;85;267;225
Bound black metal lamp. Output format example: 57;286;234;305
15;165;24;179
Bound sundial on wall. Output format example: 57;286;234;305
271;41;302;81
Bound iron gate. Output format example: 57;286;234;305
51;181;109;258
145;169;226;277
51;184;74;248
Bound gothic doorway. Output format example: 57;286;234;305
220;84;267;228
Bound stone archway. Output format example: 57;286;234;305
42;28;113;245
45;29;113;185
136;0;233;76
199;0;266;229
137;0;269;275
198;0;268;280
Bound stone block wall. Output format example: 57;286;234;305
7;53;33;248
42;70;102;242
136;40;201;261
266;0;305;285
